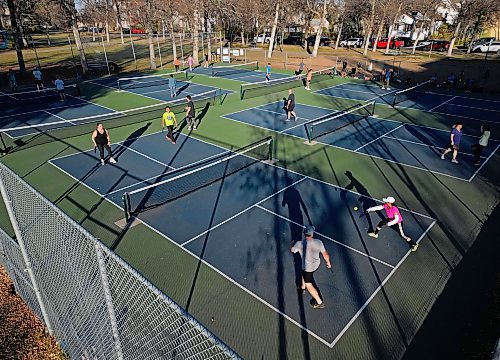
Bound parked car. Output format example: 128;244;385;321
469;37;496;49
374;38;404;49
283;34;304;45
306;35;332;46
472;41;500;54
423;40;450;51
254;33;271;43
131;27;146;34
339;37;363;48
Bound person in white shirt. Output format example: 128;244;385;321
53;76;65;101
33;67;44;92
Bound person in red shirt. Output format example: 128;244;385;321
366;196;418;252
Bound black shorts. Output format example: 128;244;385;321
302;270;316;283
447;143;459;150
57;89;64;94
35;79;43;85
287;104;295;111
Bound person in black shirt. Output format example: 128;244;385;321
92;123;116;165
285;89;297;121
185;95;196;130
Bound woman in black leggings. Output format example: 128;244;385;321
92;123;116;165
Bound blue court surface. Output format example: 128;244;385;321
88;75;231;102
191;65;291;83
316;83;500;123
50;131;435;347
0;90;119;138
223;102;500;181
0;77;230;138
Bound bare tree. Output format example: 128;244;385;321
6;0;25;72
267;1;280;58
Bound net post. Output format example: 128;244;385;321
122;193;131;221
370;101;376;116
304;124;313;143
240;85;244;100
267;137;273;161
256;61;259;70
392;93;397;107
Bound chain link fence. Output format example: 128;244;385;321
0;162;240;360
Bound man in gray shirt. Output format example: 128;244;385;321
291;226;331;309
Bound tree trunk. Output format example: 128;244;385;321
241;30;245;45
412;21;426;54
447;20;461;56
335;17;344;49
170;21;177;59
7;0;26;72
45;27;51;46
363;0;376;55
385;5;401;54
312;0;328;57
114;0;124;44
72;23;88;74
372;19;384;51
192;8;200;65
267;1;280;58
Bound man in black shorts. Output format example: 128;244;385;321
285;89;297;121
185;95;196;130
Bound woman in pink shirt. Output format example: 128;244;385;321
366;196;418;252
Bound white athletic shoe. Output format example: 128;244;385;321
368;232;379;238
100;159;105;165
440;154;445;160
451;159;459;164
109;157;117;164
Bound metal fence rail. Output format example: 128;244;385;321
0;162;240;360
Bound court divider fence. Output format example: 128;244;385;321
0;162;240;360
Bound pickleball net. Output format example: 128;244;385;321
122;136;273;219
211;61;259;77
117;71;189;90
304;101;376;143
239;67;335;100
0;88;223;154
392;80;431;106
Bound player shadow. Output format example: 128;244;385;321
176;82;190;95
112;122;152;161
281;177;315;290
342;170;384;232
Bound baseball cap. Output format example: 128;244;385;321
303;226;315;236
382;196;396;204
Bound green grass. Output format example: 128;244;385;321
0;72;498;359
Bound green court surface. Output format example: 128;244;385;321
0;67;499;359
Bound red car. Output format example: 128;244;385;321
374;38;404;49
423;40;450;51
131;27;146;34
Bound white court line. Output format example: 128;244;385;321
42;110;66;121
0;101;97;120
180;177;307;247
354;124;405;152
0;90;18;100
48;157;334;347
87;80;167;104
428;109;498;124
450;103;500;113
49;132;437;348
221;112;472;182
428;96;457;112
383;135;488;158
255;204;395;269
328;220;437;348
105;149;228;196
468;143;500;182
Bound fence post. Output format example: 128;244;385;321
285;52;287;69
0;166;54;335
101;35;111;76
156;34;163;69
94;243;124;360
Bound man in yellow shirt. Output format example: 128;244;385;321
162;106;178;144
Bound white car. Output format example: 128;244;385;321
340;37;363;47
472;41;500;54
254;33;272;44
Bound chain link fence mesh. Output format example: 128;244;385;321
0;162;240;360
